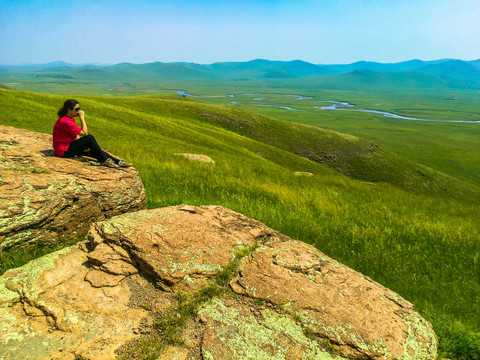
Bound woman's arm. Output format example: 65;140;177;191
78;110;88;136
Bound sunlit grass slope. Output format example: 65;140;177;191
0;88;479;359
92;94;480;203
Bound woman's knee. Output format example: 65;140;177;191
83;134;98;144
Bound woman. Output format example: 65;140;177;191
53;99;130;167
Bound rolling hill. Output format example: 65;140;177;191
303;69;477;90
417;59;480;81
2;58;479;86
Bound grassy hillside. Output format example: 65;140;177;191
418;59;480;80
91;94;480;202
196;84;480;188
0;88;479;359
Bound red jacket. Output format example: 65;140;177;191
52;116;82;156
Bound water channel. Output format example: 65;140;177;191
177;90;480;123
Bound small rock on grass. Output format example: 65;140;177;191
174;153;215;164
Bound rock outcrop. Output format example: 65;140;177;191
294;171;314;177
175;153;215;164
0;125;146;250
0;205;438;359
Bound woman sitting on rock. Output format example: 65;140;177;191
53;99;130;167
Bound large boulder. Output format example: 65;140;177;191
0;205;438;359
0;125;146;250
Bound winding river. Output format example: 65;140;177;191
313;102;480;123
177;90;480;123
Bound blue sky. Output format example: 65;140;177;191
1;0;479;65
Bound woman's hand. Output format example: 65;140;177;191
78;110;85;119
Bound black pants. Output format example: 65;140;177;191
62;134;115;163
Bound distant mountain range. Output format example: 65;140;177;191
1;58;479;88
0;61;110;69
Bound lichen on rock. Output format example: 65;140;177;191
229;239;438;359
199;297;345;360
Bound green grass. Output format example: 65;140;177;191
0;237;81;275
0;88;479;359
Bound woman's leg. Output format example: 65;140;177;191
63;135;111;163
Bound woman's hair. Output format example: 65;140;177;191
57;99;79;117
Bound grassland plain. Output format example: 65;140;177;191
2;64;479;189
0;88;479;359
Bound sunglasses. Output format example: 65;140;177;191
73;107;81;111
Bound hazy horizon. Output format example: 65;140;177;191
2;57;479;68
1;0;479;66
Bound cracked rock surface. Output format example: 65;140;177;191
230;239;437;359
0;125;146;250
0;205;437;359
